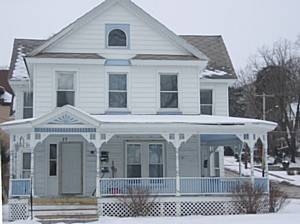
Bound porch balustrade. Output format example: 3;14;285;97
99;177;268;196
10;179;31;196
10;177;268;197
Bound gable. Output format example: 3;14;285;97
41;1;200;58
32;105;100;127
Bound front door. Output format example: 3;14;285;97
60;143;83;194
126;142;164;178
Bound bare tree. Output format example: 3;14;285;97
234;38;300;162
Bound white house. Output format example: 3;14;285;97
2;0;277;219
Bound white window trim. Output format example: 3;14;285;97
55;70;77;108
125;142;142;178
125;142;165;178
200;88;215;115
22;152;31;179
49;144;58;177
23;92;33;119
106;29;128;49
158;72;181;112
106;72;130;112
105;24;130;49
148;142;165;178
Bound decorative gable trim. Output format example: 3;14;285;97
48;113;84;125
31;105;100;127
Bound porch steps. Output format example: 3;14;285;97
31;198;98;223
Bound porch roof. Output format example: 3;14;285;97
1;105;277;135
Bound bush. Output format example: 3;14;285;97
269;181;287;212
118;187;157;217
233;181;268;214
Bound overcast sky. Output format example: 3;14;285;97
0;0;299;70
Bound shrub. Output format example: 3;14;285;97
233;181;268;214
269;181;287;212
118;187;157;217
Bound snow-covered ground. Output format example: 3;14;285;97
2;200;300;224
224;156;300;186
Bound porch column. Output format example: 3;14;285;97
261;134;270;193
175;145;180;196
162;133;193;197
94;133;114;198
250;141;255;186
8;136;14;197
96;145;100;198
30;144;35;196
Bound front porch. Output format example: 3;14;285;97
1;106;277;219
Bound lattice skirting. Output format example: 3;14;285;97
8;198;29;221
98;199;249;217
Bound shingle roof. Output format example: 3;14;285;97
9;36;236;80
181;35;236;79
132;54;199;61
34;53;105;59
9;39;46;79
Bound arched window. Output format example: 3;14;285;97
108;29;127;47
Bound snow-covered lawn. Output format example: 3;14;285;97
224;156;300;186
3;200;300;224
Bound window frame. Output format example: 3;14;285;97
105;24;130;49
49;144;57;177
108;73;128;110
200;89;214;115
126;142;142;178
148;143;165;178
159;73;179;110
125;142;165;178
23;92;33;119
56;71;76;107
22;152;31;178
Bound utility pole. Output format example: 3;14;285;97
255;93;275;120
255;93;274;177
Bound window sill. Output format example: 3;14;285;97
105;109;131;115
157;109;182;115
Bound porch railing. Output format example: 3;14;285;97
100;178;176;196
99;177;268;196
11;179;31;197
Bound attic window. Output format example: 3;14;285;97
106;24;130;48
108;29;127;47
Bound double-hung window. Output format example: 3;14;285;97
57;72;75;107
109;74;127;109
200;89;213;115
160;74;178;109
23;92;33;118
22;153;31;178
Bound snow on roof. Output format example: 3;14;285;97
0;91;12;103
200;69;232;79
91;114;276;127
0;114;277;129
10;47;29;81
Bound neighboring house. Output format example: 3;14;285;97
2;0;277;219
0;69;14;203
